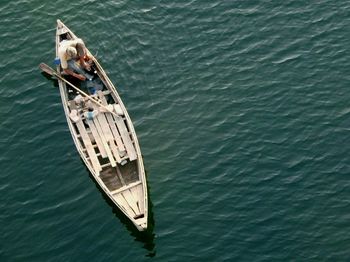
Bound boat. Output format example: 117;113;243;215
54;19;148;231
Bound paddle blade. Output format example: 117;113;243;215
39;63;56;76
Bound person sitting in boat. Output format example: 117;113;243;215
58;38;93;81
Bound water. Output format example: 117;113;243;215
1;0;350;261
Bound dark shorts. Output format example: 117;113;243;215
67;59;93;80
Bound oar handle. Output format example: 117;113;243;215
39;63;118;117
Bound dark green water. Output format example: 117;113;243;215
1;1;350;261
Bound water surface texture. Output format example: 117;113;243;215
1;0;350;261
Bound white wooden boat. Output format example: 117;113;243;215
55;19;148;231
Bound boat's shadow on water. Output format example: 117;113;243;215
85;165;157;257
40;72;59;87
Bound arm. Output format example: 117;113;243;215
63;68;86;81
79;56;91;71
76;39;91;71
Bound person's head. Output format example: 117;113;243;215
66;46;77;58
88;107;94;112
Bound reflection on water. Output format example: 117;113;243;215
88;167;156;257
40;71;59;88
111;199;156;258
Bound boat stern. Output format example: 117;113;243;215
135;217;148;231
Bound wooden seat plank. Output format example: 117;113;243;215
107;116;126;157
75;119;101;173
130;184;144;214
97;91;126;155
122;189;141;215
96;112;114;141
113;115;137;161
114;194;136;216
86;119;108;158
108;139;122;163
93;108;122;163
110;181;142;195
92;117;117;167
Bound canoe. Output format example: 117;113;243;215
55;19;148;231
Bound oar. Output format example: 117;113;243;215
39;63;118;117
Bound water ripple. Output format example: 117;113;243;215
1;0;350;260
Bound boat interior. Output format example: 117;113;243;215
57;28;140;193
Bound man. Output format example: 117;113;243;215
58;38;92;81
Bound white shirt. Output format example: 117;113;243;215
58;39;84;69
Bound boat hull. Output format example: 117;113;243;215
55;20;148;231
